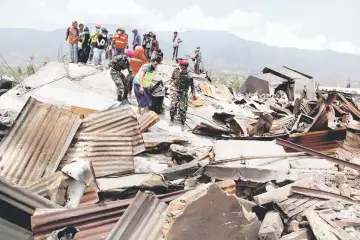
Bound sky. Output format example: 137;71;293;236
1;0;359;54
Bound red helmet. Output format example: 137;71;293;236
179;60;189;67
134;46;144;55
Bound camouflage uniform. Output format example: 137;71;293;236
109;55;133;101
170;68;196;125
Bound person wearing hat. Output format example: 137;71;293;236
78;25;91;64
112;26;128;57
169;60;198;130
65;21;79;63
132;29;141;50
89;24;102;63
190;46;202;74
93;28;109;67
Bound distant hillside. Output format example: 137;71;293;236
1;26;360;87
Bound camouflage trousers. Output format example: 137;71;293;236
110;69;133;100
170;92;188;124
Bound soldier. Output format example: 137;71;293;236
170;60;198;130
109;54;132;103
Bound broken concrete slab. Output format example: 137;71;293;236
96;173;168;192
163;184;261;240
204;164;344;183
160;161;204;181
214;140;286;161
279;230;311;240
254;178;313;205
134;156;169;173
258;211;284;240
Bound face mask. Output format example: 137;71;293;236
102;34;106;37
117;31;121;34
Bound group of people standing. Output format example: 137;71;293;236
65;21;201;130
65;21;164;67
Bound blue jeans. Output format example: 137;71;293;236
113;48;125;56
94;48;106;66
69;43;78;63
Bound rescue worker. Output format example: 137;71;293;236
191;46;202;74
170;60;198;130
66;21;79;63
94;28;108;67
89;24;101;63
133;57;160;114
109;52;132;103
172;31;182;60
128;46;146;97
130;46;147;76
132;29;141;50
112;26;128;57
78;26;91;64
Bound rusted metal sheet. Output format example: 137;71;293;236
78;107;145;155
276;138;360;170
137;111;160;133
31;189;188;240
71;106;98;117
284;128;346;153
338;94;360;120
31;198;132;240
0;97;82;186
62;134;135;177
0;178;62;215
105;191;167;240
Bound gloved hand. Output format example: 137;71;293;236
193;96;198;101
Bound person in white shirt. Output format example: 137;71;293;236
172;31;182;60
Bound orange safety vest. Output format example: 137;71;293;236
130;57;146;75
113;33;128;49
68;27;79;44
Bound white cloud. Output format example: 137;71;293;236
153;5;359;54
0;1;358;54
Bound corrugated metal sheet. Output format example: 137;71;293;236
284;128;346;153
61;134;135;177
137;111;160;133
25;172;99;206
60;107;147;177
71;106;98;117
263;66;309;81
0;178;62;215
31;190;188;240
78;107;145;155
198;82;233;101
31;198;132;240
0;97;82;186
105;191;167;240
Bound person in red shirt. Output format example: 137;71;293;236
66;21;79;63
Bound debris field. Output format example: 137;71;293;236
1;62;360;240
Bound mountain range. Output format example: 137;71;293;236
1;24;360;87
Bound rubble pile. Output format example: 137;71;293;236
1;62;360;240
